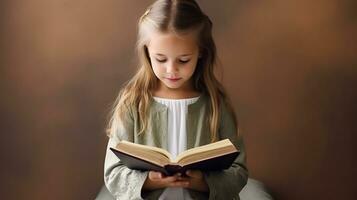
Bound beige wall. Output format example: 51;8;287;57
1;0;356;199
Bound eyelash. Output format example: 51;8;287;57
156;59;190;64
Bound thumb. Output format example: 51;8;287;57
149;171;163;180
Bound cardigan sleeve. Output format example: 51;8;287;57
103;106;148;200
203;100;249;200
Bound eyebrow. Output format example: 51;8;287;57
155;53;193;57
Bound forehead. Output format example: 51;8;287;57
147;31;199;56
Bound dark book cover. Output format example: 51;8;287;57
110;147;239;176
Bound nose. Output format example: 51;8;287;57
166;62;178;73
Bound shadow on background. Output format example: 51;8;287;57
0;0;356;199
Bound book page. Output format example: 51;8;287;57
176;145;237;166
118;141;173;165
173;139;237;164
120;140;172;158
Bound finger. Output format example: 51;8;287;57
174;172;182;177
185;170;201;178
148;171;163;180
176;175;190;181
160;174;180;183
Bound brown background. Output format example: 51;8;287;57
1;0;356;199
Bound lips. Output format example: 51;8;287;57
166;77;182;82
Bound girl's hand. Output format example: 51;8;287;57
142;171;189;191
179;170;209;192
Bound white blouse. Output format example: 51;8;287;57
153;96;200;200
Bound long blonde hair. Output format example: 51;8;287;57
107;0;238;142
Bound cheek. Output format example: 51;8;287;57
183;63;197;77
151;64;164;76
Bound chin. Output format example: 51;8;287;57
163;82;183;89
164;84;181;89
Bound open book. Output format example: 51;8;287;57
110;139;239;176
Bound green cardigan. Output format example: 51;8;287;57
104;94;248;200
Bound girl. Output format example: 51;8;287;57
104;0;248;199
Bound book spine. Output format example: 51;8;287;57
164;165;183;176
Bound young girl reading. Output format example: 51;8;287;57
104;0;248;199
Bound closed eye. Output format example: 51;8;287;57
156;59;190;64
156;59;167;63
179;60;190;64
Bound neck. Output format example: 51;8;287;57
153;81;201;99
